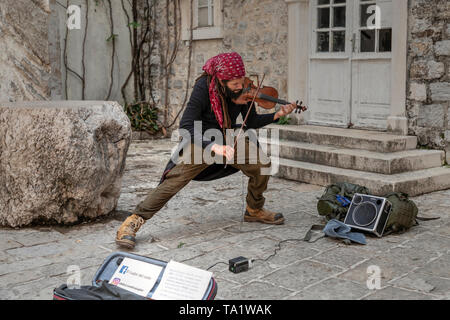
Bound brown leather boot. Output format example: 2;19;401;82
244;206;285;225
115;214;145;249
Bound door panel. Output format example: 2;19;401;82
308;0;351;127
309;59;350;126
351;0;392;130
351;59;391;128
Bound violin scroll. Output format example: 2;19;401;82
294;100;308;114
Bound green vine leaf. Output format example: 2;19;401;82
277;116;291;125
124;102;161;135
128;21;141;28
106;34;118;42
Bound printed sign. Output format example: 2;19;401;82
108;258;163;297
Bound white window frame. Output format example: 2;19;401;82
312;0;348;55
181;0;224;41
197;0;214;27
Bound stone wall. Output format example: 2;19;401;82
0;0;52;102
6;0;448;160
147;0;289;129
407;0;450;163
0;0;288;128
51;0;134;103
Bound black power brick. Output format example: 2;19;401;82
228;256;251;274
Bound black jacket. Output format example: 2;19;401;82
179;76;277;149
160;76;277;183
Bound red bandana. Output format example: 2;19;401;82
202;52;246;129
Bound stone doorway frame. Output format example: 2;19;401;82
285;0;409;134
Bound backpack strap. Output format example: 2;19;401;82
414;216;440;226
416;216;440;221
304;225;326;243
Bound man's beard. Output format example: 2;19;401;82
223;85;243;100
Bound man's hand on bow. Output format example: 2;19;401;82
211;144;235;161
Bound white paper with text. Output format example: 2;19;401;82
151;260;212;300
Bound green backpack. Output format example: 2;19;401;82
316;182;370;221
317;184;437;235
383;192;419;234
384;192;441;234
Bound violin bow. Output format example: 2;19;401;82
224;74;266;168
233;73;266;147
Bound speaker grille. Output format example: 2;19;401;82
352;202;377;226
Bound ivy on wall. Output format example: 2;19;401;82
61;0;194;135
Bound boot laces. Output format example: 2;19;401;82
131;216;144;231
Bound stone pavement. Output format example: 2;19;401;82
1;138;449;300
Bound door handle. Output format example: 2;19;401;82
351;33;356;53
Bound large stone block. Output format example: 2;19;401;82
410;18;432;34
410;60;445;80
417;104;446;128
0;101;132;227
410;0;435;20
409;82;427;102
430;82;450;101
409;38;433;57
435;40;450;56
427;61;445;79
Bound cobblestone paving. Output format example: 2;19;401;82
1;139;449;300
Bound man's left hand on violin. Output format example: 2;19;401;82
273;102;297;121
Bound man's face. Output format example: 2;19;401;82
220;77;245;100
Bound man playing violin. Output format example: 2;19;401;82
116;52;298;249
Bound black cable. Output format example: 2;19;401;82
251;238;305;264
205;237;306;271
206;261;228;271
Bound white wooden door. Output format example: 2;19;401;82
308;0;392;130
309;0;352;127
350;0;392;129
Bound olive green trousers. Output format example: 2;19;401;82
134;137;272;220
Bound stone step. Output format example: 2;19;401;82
260;138;444;174
274;157;450;197
265;124;418;153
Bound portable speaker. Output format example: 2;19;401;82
343;193;392;237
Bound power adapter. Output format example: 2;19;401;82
228;256;252;273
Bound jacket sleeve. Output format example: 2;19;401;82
240;103;277;130
179;78;213;149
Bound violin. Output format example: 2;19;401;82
224;75;307;168
232;77;308;114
